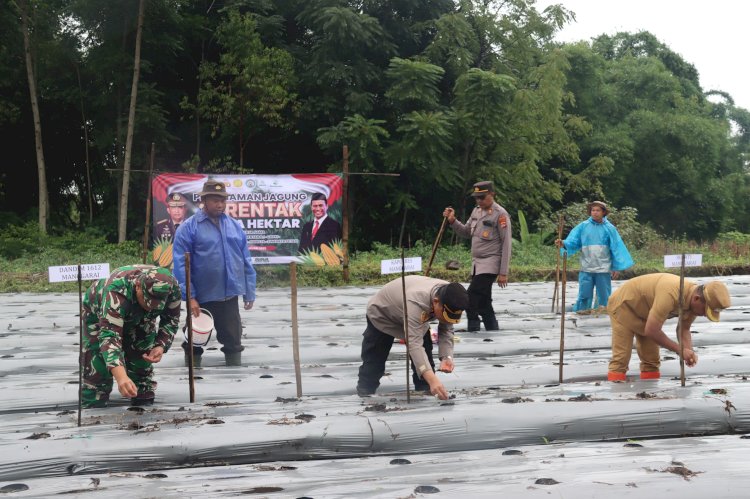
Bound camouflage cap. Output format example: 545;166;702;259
139;267;178;310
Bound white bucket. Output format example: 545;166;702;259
183;308;214;347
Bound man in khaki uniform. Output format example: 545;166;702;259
443;181;512;331
607;273;731;381
356;276;469;400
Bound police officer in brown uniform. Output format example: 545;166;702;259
356;276;469;399
155;193;187;242
607;274;731;381
443;181;512;332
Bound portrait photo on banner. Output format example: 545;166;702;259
150;173;343;267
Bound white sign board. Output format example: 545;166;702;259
664;254;702;268
48;263;110;283
381;257;422;275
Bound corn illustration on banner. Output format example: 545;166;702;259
151;173;343;267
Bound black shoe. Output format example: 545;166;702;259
130;398;154;407
467;319;481;332
413;382;430;393
356;385;375;397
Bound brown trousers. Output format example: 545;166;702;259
607;306;661;374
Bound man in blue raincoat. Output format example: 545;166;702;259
555;201;633;313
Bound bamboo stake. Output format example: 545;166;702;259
342;145;350;283
141;143;155;264
77;264;83;427
677;253;686;386
552;214;564;313
401;247;411;403
425;216;448;277
185;252;195;403
559;252;567;383
291;262;302;397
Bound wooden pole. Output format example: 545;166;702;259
141;143;155;264
342;145;350;283
401;247;411;403
291;262;302;397
559;252;567;383
677;253;686;386
425;216;448;277
185;252;195;402
77;264;83;427
552;214;564;312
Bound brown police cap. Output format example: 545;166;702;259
199;180;229;198
438;282;469;324
471;181;494;197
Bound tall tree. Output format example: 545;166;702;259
118;0;145;243
17;0;49;233
196;9;297;169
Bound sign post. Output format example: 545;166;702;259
48;263;110;427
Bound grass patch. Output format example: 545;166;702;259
1;224;749;292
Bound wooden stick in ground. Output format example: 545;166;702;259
559;251;567;383
677;253;686;386
342;145;350;283
425;216;448;277
401;247;411;404
77;264;83;427
141;143;155;264
185;252;195;403
552;214;564;313
290;262;302;397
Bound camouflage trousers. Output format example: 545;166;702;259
81;347;157;408
81;314;158;408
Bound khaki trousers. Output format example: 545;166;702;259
608;307;661;374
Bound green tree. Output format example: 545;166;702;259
196;9;297;169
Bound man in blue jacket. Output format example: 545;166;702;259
555;201;633;313
173;179;257;366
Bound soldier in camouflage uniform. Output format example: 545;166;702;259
81;265;181;408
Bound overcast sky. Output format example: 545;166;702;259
535;0;749;110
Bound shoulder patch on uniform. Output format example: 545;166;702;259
420;311;431;323
499;216;507;228
157;219;168;224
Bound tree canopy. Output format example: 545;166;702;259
1;0;747;245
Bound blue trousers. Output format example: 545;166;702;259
574;271;611;311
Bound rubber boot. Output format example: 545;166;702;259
184;353;202;368
482;314;499;331
467;319;481;332
225;352;242;366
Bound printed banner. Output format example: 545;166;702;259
151;173;343;266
